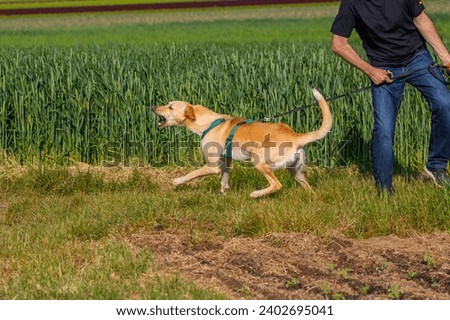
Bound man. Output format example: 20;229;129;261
330;0;450;194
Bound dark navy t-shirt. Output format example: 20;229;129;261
331;0;426;67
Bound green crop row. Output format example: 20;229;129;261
0;0;194;10
0;44;435;171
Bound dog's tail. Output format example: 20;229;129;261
296;89;332;146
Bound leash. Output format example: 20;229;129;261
199;64;449;159
260;84;371;122
429;63;450;85
260;64;449;122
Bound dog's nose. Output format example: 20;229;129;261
151;106;157;112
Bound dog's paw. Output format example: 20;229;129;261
172;177;184;187
249;190;263;198
220;185;230;193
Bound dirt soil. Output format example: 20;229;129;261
129;231;450;299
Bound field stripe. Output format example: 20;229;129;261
0;0;339;16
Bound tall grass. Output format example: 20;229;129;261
0;44;438;171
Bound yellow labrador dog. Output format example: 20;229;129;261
152;89;332;198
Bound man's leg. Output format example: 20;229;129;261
405;49;450;186
406;50;450;171
371;77;405;193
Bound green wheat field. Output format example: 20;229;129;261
1;0;449;299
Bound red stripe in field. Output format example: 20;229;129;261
0;0;339;16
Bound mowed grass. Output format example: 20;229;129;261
1;165;449;299
0;5;337;47
0;165;228;299
0;1;448;47
0;18;334;47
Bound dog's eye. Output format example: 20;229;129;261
168;106;173;110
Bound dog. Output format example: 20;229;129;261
152;89;332;198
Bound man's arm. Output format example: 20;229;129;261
331;34;393;84
414;11;450;71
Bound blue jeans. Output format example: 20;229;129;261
371;48;450;191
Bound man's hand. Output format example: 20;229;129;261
331;35;394;85
368;67;393;85
414;12;450;75
445;63;450;74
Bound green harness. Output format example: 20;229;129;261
201;118;254;158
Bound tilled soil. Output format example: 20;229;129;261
129;231;450;299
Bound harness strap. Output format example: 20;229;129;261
201;118;226;139
226;119;254;159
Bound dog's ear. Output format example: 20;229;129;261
184;104;196;121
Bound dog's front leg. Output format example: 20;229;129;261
172;164;220;187
220;157;232;193
250;161;283;198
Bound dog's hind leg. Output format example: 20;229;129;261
287;149;316;195
287;167;316;196
172;164;220;187
250;162;282;198
220;157;232;193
